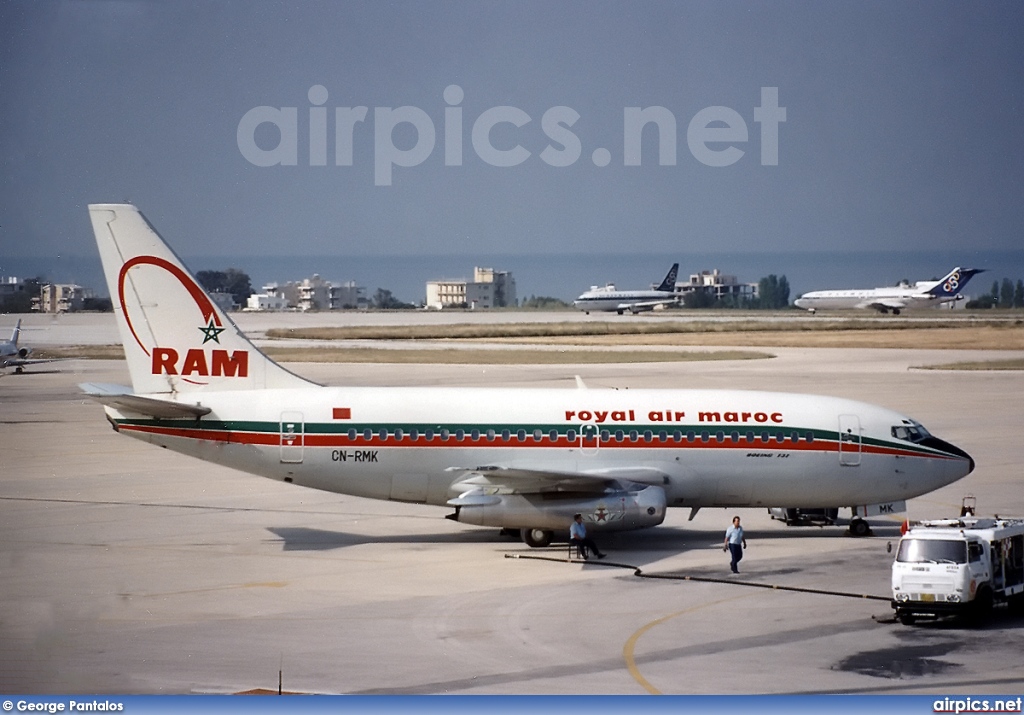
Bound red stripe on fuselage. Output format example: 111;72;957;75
116;424;961;461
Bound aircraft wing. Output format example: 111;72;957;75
619;298;678;313
1;357;65;369
863;299;909;312
79;383;212;419
446;465;670;503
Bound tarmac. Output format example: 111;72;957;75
2;312;1024;694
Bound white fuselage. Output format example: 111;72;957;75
106;386;972;517
573;287;677;314
793;285;952;312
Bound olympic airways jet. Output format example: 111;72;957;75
81;205;974;546
573;263;680;314
793;267;984;315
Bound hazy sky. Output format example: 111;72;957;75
2;1;1023;261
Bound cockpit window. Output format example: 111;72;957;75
891;421;932;443
896;538;966;564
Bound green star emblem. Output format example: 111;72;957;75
199;318;225;344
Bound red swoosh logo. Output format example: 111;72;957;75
118;255;221;357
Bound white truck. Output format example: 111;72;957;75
891;516;1024;624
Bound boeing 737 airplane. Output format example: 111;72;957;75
82;205;974;546
0;320;61;373
793;267;984;315
573;263;680;314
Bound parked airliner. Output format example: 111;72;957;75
1;320;60;373
82;205;974;546
573;263;680;314
794;267;984;315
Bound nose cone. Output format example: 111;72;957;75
921;435;975;479
793;297;808;308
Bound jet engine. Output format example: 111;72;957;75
446;481;667;547
18;347;30;358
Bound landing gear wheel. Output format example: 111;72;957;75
849;518;871;537
521;528;553;548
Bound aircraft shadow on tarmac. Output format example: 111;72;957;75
266;526;508;551
265;524;715;554
265;519;902;556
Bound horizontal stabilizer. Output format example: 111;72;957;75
80;383;212;419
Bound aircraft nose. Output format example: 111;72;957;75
921;436;975;475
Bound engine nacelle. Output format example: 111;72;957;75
448;482;667;532
18;347;30;358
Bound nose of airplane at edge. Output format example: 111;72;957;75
922;436;975;475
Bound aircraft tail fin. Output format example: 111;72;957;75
924;267;985;297
655;263;679;292
88;204;317;395
10;319;20;346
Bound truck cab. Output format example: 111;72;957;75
891;517;1024;625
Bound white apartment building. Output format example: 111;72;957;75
251;276;367;311
426;267;516;310
35;283;85;313
675;269;758;302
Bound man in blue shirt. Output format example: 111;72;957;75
570;513;607;559
723;515;747;573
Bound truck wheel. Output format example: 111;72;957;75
1009;593;1024;615
967;588;993;626
520;528;553;548
898;612;916;626
849;518;871;537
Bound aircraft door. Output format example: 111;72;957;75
280;411;304;464
579;423;600;456
838;414;862;466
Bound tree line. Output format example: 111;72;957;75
965;278;1024;309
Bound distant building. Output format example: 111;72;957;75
332;280;367;309
250;276;367;311
426;267;516;310
675;269;757;303
35;283;85;313
208;291;237;313
0;276;23;299
246;292;290;311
